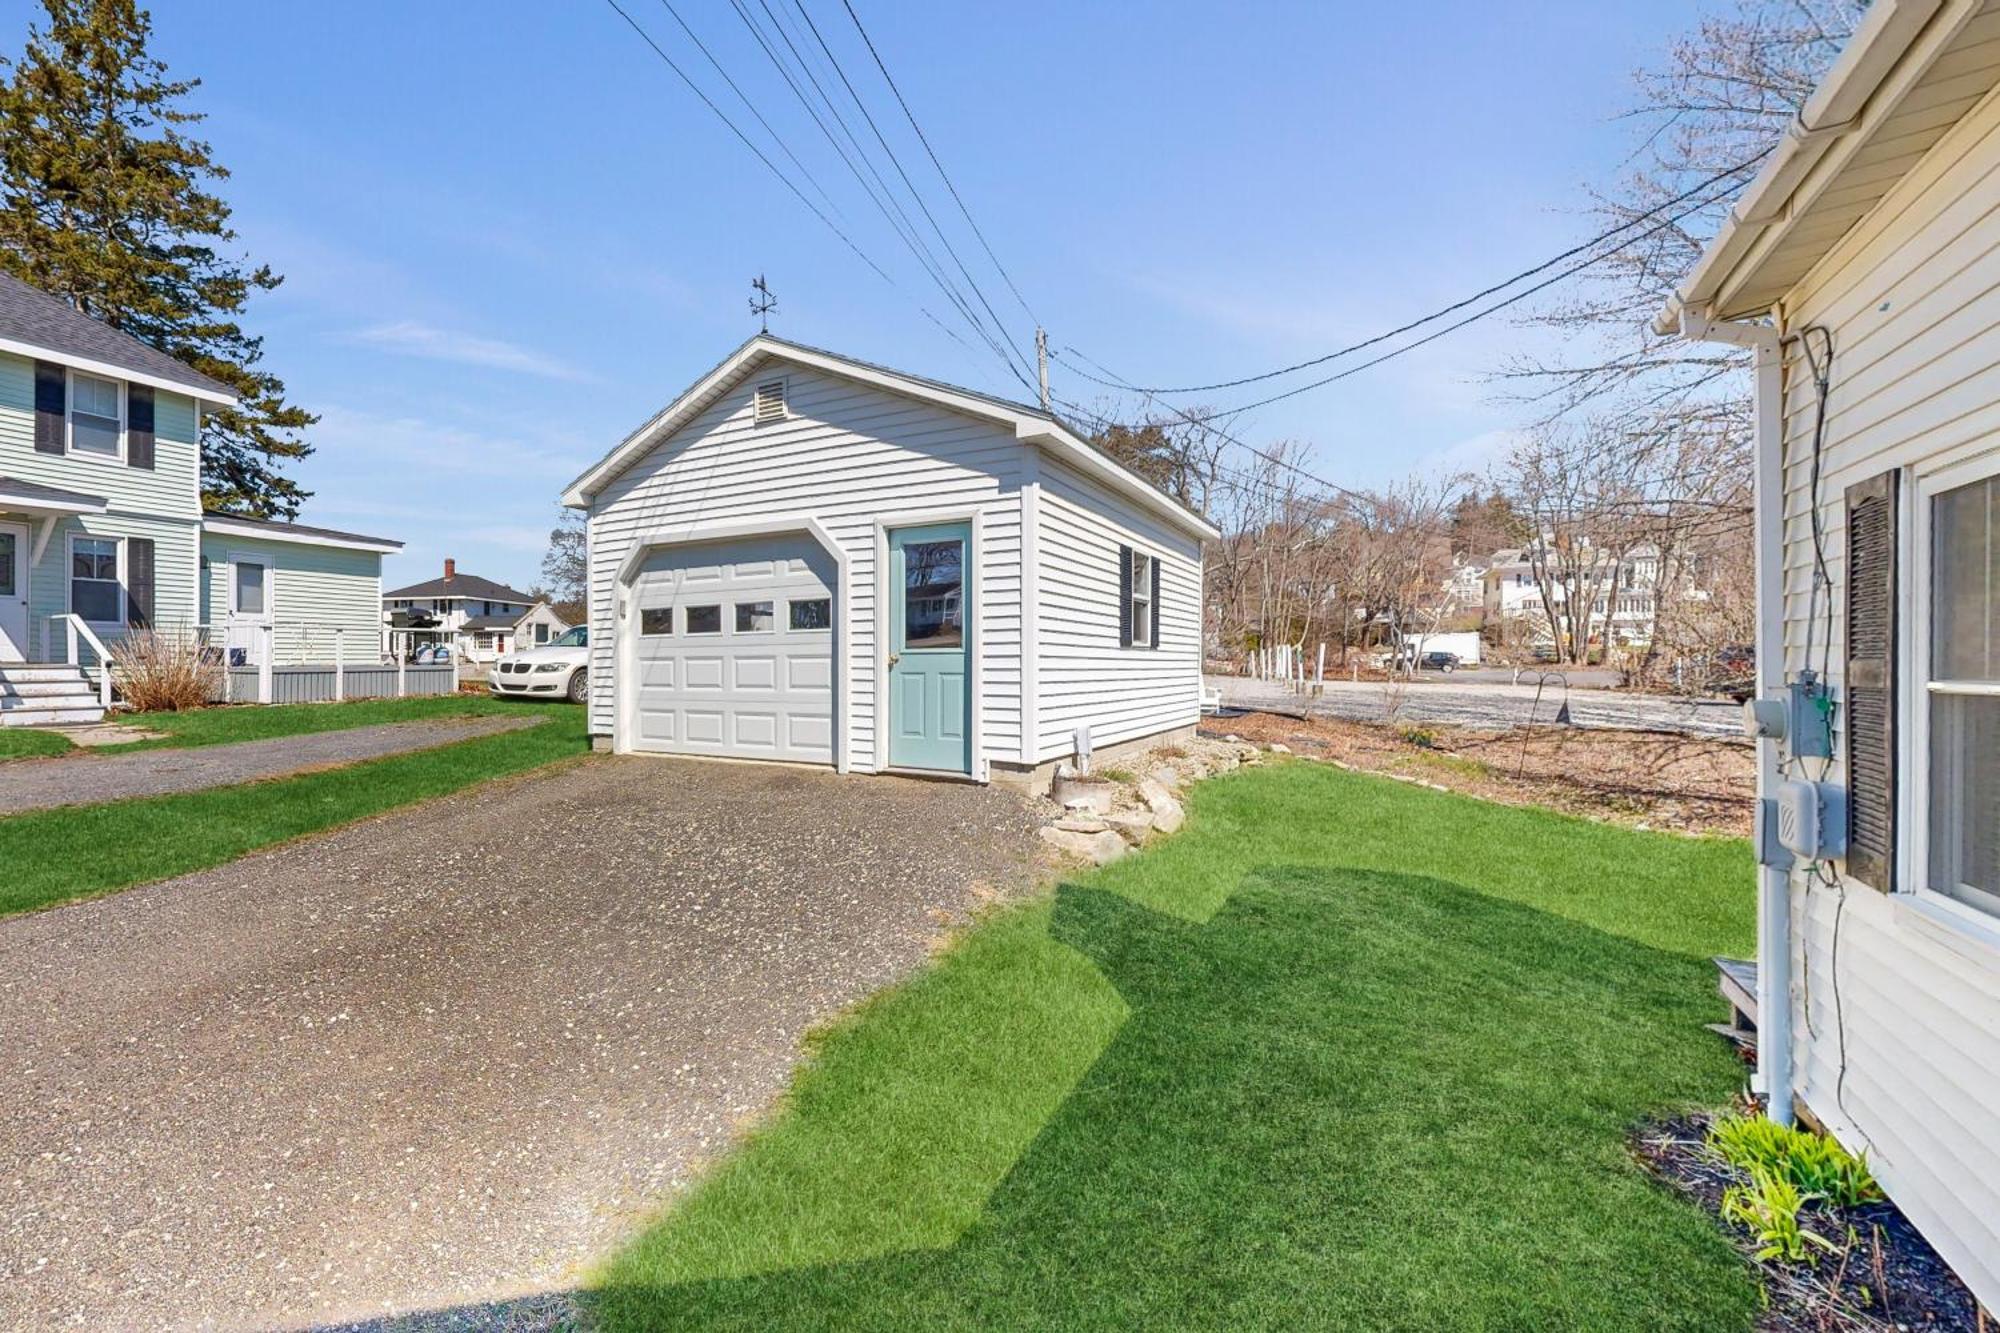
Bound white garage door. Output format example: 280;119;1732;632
628;536;836;764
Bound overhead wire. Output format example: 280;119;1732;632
1057;147;1775;398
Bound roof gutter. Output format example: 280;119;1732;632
1654;0;1944;334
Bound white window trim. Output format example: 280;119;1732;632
225;548;276;621
66;531;125;627
1904;449;2000;927
65;367;127;464
1129;547;1155;648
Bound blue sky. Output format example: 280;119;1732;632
13;0;1704;589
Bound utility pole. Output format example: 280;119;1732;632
1035;327;1050;411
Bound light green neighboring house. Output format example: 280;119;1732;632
0;270;406;721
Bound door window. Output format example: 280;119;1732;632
903;540;963;648
0;530;14;597
234;560;267;615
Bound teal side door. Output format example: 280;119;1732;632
888;523;971;773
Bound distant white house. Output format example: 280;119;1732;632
1661;0;2000;1308
383;561;561;664
1480;541;1673;650
559;335;1218;785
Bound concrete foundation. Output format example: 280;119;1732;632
987;722;1200;797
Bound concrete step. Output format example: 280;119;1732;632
0;666;91;685
0;704;105;727
0;679;100;700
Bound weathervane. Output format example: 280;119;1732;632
749;274;777;332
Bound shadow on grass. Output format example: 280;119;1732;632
580;865;1757;1333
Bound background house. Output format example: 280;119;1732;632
1664;0;2000;1308
0;271;423;721
562;336;1218;785
383;561;550;664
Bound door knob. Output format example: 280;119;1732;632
887;651;901;666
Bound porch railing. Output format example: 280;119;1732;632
41;614;115;710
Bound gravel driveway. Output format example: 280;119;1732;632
1220;676;1746;738
0;715;539;814
0;756;1046;1331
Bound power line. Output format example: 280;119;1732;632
603;0;995;375
1058;148;1773;398
787;0;1033;382
726;0;1034;389
836;0;1041;328
1081;172;1756;426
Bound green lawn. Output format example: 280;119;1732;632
0;727;74;760
591;760;1760;1332
0;703;588;919
102;692;530;750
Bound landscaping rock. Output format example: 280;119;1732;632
1038;825;1129;864
1269;741;1291;754
1137;779;1185;834
1054;814;1108;833
1104;811;1155;845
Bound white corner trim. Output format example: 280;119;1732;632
610;516;852;774
1018;452;1041;766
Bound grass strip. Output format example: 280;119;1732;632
101;693;532;751
591;759;1759;1332
0;728;73;760
0;704;588;919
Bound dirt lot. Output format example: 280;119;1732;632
1206;711;1755;837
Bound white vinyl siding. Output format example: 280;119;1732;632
1774;75;2000;1307
0;350;201;520
198;533;384;667
586;363;1026;769
1034;455;1202;760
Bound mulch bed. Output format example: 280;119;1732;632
1201;710;1754;836
1634;1112;1983;1331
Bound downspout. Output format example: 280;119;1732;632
1681;308;1795;1128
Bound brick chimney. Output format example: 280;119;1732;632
443;558;456;582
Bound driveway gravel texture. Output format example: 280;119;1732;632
0;756;1047;1331
0;715;539;815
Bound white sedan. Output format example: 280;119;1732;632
489;625;589;704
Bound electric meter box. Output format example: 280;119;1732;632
1776;779;1847;861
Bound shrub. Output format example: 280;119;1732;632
1707;1115;1882;1210
1398;725;1439;750
1720;1168;1838;1265
111;628;221;713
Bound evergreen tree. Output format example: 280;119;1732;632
0;0;313;516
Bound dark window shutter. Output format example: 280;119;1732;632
1148;556;1161;650
126;537;155;630
1117;543;1133;648
33;360;64;454
1845;471;1898;890
127;384;155;470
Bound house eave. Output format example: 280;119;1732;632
0;333;239;406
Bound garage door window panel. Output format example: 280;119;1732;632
686;605;722;634
735;601;774;633
640;607;673;636
790;598;831;631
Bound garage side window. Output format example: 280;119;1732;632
640;607;673;636
790;597;831;630
686;605;722;634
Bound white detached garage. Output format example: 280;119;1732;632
561;336;1217;785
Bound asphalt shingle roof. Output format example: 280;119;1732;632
203;512;402;549
384;572;537;603
0;271;237;399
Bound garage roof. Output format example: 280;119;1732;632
562;336;1222;542
1659;0;2000;331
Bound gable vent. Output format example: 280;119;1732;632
753;379;787;425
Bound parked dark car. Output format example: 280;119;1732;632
1416;651;1461;673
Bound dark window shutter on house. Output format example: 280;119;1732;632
1149;556;1161;649
33;360;64;454
1118;543;1134;648
127;537;155;630
127;384;155;470
1845;471;1898;890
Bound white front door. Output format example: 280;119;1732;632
0;522;27;663
225;554;272;665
